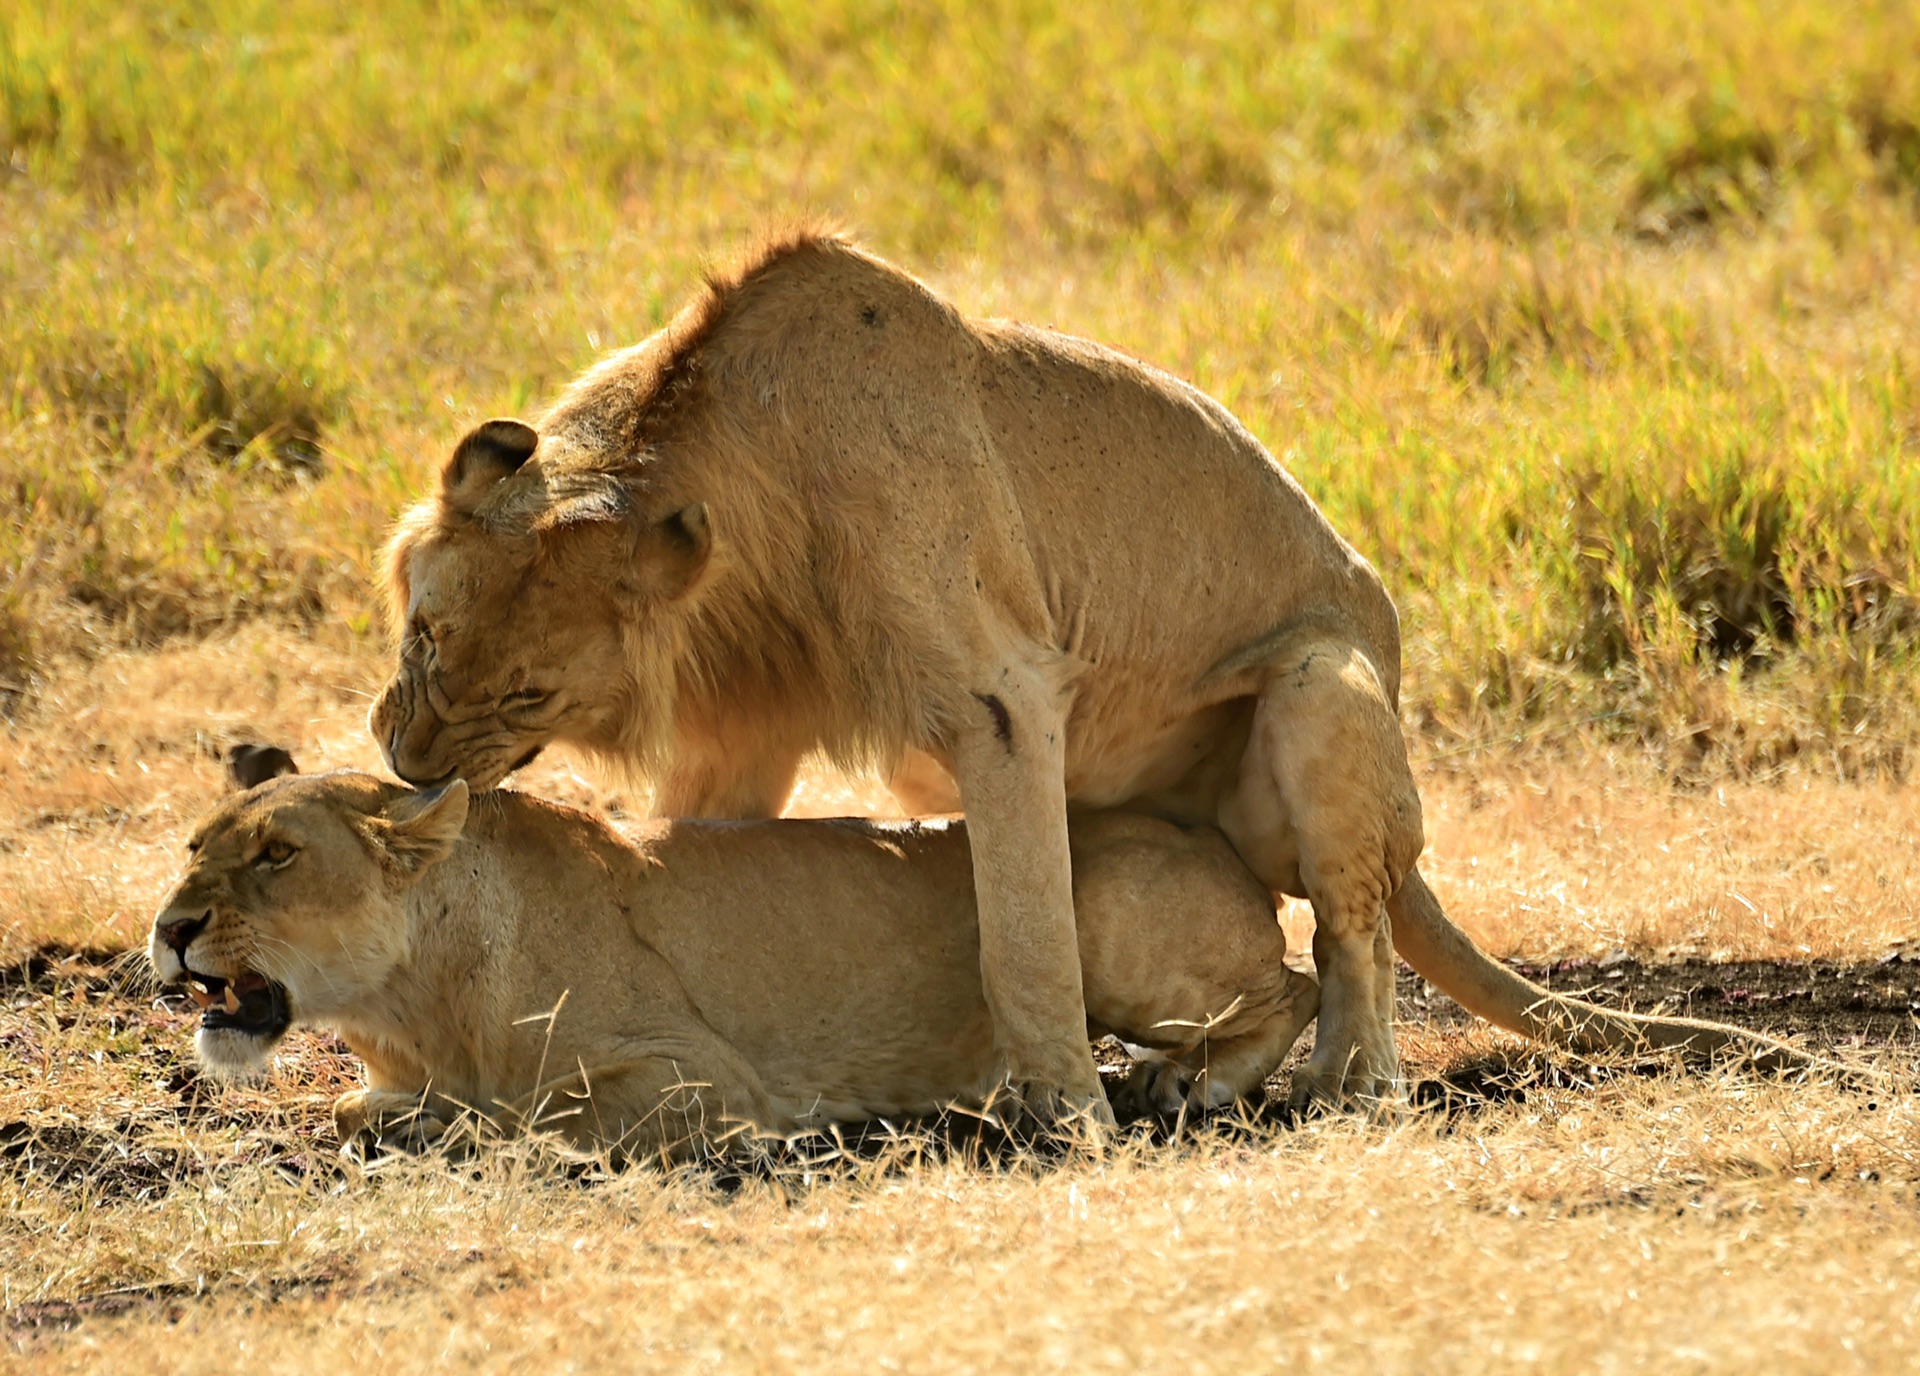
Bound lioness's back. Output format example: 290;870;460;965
613;816;1000;1103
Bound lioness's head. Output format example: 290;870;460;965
149;749;470;1077
369;418;713;791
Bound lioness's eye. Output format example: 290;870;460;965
502;687;550;709
255;840;298;869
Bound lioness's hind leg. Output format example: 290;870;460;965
1070;811;1319;1116
1217;641;1423;1108
1119;968;1320;1116
1179;968;1320;1108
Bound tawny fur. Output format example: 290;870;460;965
148;772;1321;1157
369;231;1821;1110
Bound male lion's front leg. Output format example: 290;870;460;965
884;748;963;816
946;664;1109;1130
655;739;806;819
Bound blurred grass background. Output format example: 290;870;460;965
4;0;1919;778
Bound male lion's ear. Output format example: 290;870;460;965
227;743;298;791
645;502;712;600
443;419;539;513
370;780;471;878
534;471;632;531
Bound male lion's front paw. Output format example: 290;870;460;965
988;1079;1116;1144
1286;1037;1403;1115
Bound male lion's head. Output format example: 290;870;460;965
369;418;713;791
149;748;470;1077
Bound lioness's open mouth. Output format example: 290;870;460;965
184;969;292;1040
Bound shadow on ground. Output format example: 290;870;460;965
4;941;1912;1206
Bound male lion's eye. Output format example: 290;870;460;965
502;687;551;709
255;840;298;870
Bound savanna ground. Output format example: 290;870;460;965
5;1;1920;1368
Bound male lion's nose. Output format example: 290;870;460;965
396;762;460;789
374;690;452;785
155;910;210;956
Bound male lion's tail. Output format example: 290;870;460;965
1387;869;1832;1076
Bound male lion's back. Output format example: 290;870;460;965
968;319;1389;672
719;239;1395;681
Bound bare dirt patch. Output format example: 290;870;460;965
1403;954;1920;1049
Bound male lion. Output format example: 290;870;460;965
369;230;1815;1117
148;755;1322;1156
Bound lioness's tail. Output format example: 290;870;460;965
1388;869;1823;1075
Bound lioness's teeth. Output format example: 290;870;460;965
222;984;241;1014
188;982;214;1008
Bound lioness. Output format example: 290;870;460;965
369;230;1815;1116
148;756;1322;1156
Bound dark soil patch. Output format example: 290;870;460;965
5;1272;350;1339
0;1119;189;1201
1394;953;1918;1120
1396;953;1920;1049
0;943;148;1001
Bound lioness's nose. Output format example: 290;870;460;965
155;910;210;956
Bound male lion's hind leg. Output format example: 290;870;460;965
1217;641;1425;1110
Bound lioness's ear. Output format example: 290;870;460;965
646;502;712;600
227;743;298;791
370;780;470;879
443;419;539;512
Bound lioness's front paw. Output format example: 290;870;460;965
334;1089;455;1154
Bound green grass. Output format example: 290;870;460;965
4;0;1918;773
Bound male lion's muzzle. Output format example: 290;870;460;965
370;673;451;786
371;678;547;790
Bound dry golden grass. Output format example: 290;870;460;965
4;1011;1916;1373
1418;754;1920;963
5;633;1918;1368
